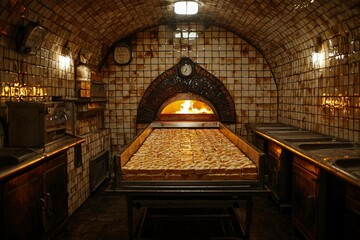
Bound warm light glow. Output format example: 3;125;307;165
161;100;213;114
174;1;198;15
59;55;71;70
294;0;315;9
321;93;350;112
1;82;47;101
312;51;325;69
174;31;198;38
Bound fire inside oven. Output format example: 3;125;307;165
159;100;217;121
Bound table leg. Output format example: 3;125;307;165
245;196;253;240
127;197;133;240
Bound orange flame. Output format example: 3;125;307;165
161;100;213;114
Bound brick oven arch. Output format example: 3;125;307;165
136;58;236;123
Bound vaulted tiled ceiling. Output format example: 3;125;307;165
2;0;360;67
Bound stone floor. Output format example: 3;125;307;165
54;183;302;240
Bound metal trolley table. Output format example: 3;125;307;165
113;122;269;239
119;182;270;240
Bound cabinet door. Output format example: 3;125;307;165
251;134;269;174
267;141;282;199
268;153;280;198
292;162;318;240
43;153;68;237
2;166;44;239
344;184;360;239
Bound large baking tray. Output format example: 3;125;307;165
114;121;266;193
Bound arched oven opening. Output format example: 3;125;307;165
156;93;218;121
136;57;236;124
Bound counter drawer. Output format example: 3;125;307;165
268;141;282;159
293;155;319;176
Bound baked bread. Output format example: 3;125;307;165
122;128;257;180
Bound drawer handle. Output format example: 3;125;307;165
40;198;46;227
306;195;316;218
46;193;53;216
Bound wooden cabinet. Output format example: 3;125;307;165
267;141;292;210
251;134;268;171
292;156;355;240
1;165;44;239
251;133;267;152
344;183;360;239
43;154;68;238
250;133;293;210
292;155;319;240
0;153;67;240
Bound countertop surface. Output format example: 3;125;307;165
0;134;84;182
246;123;360;187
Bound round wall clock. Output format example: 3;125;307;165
17;23;47;55
113;42;132;65
180;63;193;77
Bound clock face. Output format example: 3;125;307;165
114;43;132;64
180;63;193;76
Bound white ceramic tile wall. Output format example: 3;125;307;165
1;0;360;217
273;26;360;142
102;23;278;154
67;129;110;215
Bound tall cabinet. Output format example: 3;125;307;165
292;155;320;240
250;132;293;210
344;183;360;239
0;152;67;239
267;141;293;210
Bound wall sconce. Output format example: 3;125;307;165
61;41;72;57
312;35;325;69
312;51;325;69
60;41;72;70
174;1;199;15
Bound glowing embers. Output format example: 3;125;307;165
160;100;216;121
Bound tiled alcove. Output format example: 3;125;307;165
102;23;277;153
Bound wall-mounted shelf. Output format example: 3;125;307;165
63;98;107;136
75;64;106;99
77;109;104;120
74;98;108;104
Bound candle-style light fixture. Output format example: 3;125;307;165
59;41;72;70
174;1;199;15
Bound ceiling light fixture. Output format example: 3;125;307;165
174;1;198;15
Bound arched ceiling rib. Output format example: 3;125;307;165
2;0;360;67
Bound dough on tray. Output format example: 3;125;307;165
122;128;257;180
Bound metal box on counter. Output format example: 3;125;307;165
7;101;67;147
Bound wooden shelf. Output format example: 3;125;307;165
62;98;108;104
